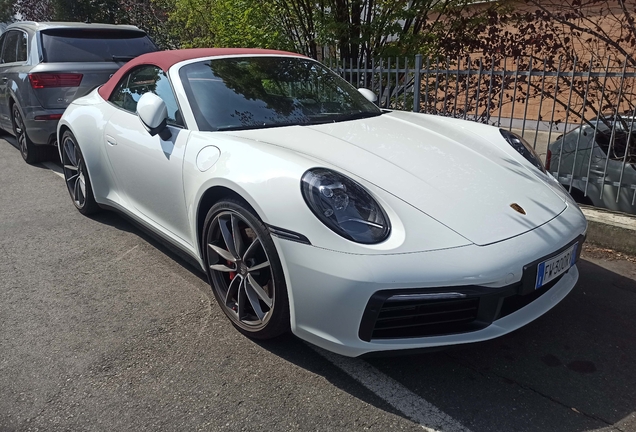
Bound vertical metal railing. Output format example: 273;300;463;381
413;54;422;113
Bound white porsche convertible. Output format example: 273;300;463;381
58;48;587;357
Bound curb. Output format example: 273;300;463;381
580;206;636;255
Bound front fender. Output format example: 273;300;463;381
183;131;316;241
57;94;117;204
183;131;472;257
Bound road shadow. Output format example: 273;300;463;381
88;203;636;430
73;204;414;423
88;209;208;284
1;132;61;164
251;258;636;431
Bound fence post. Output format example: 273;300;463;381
413;54;422;112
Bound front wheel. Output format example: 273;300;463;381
203;199;290;339
61;131;100;215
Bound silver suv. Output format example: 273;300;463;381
0;22;157;163
548;118;636;215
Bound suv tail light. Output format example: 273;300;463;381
28;73;83;89
545;149;552;171
34;114;63;121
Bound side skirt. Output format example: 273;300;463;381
97;203;207;275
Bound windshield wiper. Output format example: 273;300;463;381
112;55;136;62
215;112;381;132
216;122;302;132
306;111;381;124
336;111;382;121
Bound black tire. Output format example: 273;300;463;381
567;187;594;206
12;104;44;164
60;130;100;215
203;199;290;339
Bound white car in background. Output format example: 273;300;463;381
57;49;587;357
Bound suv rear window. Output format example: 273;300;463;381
41;29;157;63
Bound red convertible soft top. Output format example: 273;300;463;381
97;48;305;100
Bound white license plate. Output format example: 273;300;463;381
535;243;578;289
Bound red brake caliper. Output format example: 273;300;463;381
228;260;236;281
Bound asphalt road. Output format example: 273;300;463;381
1;133;635;432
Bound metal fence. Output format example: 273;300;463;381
328;54;636;215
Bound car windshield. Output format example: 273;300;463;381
41;29;157;63
589;116;636;131
594;129;636;162
179;56;381;131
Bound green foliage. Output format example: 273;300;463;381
13;0;500;60
52;0;121;22
0;0;14;23
13;0;177;49
159;0;500;60
212;0;293;49
160;0;292;49
277;0;501;59
119;0;179;49
14;0;54;22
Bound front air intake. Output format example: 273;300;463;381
370;296;480;339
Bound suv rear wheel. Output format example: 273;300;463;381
12;104;44;164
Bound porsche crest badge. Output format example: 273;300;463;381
510;203;526;215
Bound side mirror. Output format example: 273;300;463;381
357;88;377;103
137;92;171;140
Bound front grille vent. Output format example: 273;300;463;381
370;297;480;339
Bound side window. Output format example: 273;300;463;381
0;33;6;63
109;65;183;127
2;31;19;64
16;32;27;62
153;70;182;127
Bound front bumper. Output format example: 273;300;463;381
273;203;587;357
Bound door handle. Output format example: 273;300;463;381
106;135;117;146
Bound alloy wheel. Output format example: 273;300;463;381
61;135;87;209
13;107;28;160
207;211;275;330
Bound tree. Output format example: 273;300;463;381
468;0;636;129
272;0;501;60
14;0;55;21
119;0;178;48
15;0;117;22
159;0;501;61
13;0;176;49
161;0;291;50
0;0;15;23
479;0;636;65
52;0;121;22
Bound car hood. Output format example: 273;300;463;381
230;111;567;246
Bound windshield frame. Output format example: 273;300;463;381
177;55;382;132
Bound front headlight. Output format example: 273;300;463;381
301;168;390;244
500;129;546;173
